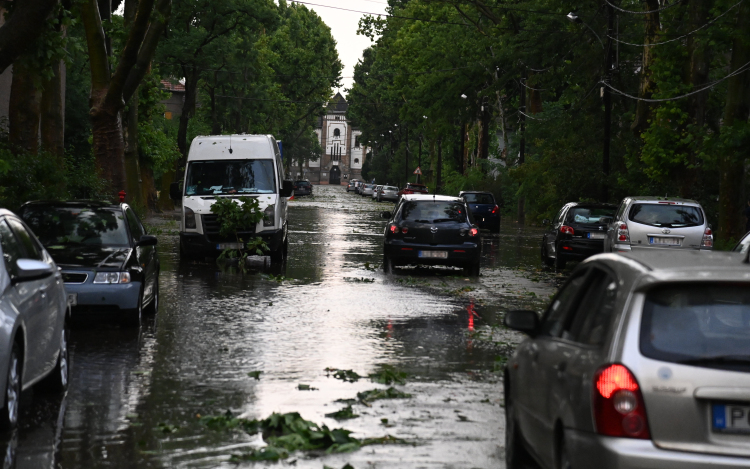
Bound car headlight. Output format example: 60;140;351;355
263;204;275;227
93;272;131;284
185;207;196;229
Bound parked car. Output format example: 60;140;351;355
380;195;481;276
397;183;429;197
603;197;713;253
459;191;501;233
20;201;160;326
362;184;375;197
293;180;313;196
347;179;359;192
372;185;383;200
504;250;750;469
378;185;400;202
0;209;69;431
541;202;617;269
169;134;293;262
355;181;364;194
732;231;750;253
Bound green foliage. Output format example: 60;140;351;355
368;365;407;385
326;368;362;383
356;387;412;404
211;196;264;237
325;405;359;420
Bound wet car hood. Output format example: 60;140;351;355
45;245;131;270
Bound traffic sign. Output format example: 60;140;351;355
413;166;422;175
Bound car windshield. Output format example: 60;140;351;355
463;193;495;204
566;207;615;225
185;159;276;195
629;203;703;228
21;206;130;247
640;283;750;371
401;201;467;223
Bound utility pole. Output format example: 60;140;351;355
517;72;526;226
602;1;614;203
417;136;422;184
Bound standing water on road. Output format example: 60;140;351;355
2;185;562;468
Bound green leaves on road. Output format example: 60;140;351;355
357;387;412;404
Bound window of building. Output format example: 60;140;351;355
354;158;359;164
354;136;361;148
333;128;341;137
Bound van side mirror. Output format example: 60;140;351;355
504;310;540;336
280;180;294;198
169;182;182;200
380;211;392;219
136;235;158;247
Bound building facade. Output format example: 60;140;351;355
296;93;367;185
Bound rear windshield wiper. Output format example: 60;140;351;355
676;355;750;366
433;218;458;223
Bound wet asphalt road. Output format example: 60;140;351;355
1;185;564;469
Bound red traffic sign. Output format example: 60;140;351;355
413;166;422;175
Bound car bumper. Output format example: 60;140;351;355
65;280;143;316
385;241;480;266
558;239;605;260
567;429;750;469
294;188;312;196
180;229;284;256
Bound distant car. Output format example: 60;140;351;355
355;181;364;194
460;191;501;233
347;180;359;192
378;185;400;202
541;202;617;269
372;185;383;199
380;194;481;276
20;201;160;326
504;250;750;469
293;180;313;196
0;209;69;431
397;183;429;197
362;184;375;197
604;197;713;253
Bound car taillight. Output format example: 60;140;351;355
593;364;650;439
492;205;499;214
469;227;479;237
617;223;630;243
389;224;399;234
402;227;409;234
701;227;713;248
559;225;574;235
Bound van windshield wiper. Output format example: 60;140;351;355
676;355;750;366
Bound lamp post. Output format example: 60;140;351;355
567;9;613;202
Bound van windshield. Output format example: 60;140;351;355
185;160;276;195
629;203;703;228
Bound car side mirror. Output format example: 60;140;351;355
280;180;294;198
504;310;540;336
542;219;550;225
380;211;392;219
14;259;54;283
136;235;158;247
169;182;182;200
599;217;613;225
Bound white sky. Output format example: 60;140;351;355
291;0;388;96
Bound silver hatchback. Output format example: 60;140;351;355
504;250;750;469
604;197;713;253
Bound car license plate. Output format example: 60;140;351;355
67;293;77;307
649;237;682;246
712;404;750;433
419;251;448;259
217;243;243;250
587;232;606;240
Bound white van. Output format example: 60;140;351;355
170;135;293;261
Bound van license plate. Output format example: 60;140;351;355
419;251;448;259
217;243;243;250
712;404;750;433
649;237;682;246
67;293;77;307
588;232;606;240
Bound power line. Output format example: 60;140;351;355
213;93;404;106
604;0;683;15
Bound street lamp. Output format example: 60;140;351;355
566;12;604;49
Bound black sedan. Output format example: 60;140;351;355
381;195;481;276
459;191;500;233
540;202;616;269
293;180;313;196
20;201;160;326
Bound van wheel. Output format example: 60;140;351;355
40;324;69;393
0;343;21;431
271;236;288;263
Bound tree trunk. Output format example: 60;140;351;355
177;68;199;159
718;1;750;242
124;93;141;207
517;74;526;226
456;123;464;175
478;103;490;159
9;61;42;153
90;93;126;195
631;0;660;134
0;0;59;74
436;137;442;193
40;59;66;161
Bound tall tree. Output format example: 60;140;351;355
0;0;59;73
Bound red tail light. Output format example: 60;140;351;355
389;224;398;234
701;227;713;248
469;227;479;237
491;205;499;214
402;227;409;234
617;223;630;242
559;225;574;235
593;364;650;439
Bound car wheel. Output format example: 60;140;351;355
383;254;394;275
505;399;534;469
270;235;288;263
555;250;566;270
123;289;143;327
0;343;21;431
542;244;554;267
463;261;480;277
146;276;159;315
40;324;69;393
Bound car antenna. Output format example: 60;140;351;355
229;134;233;154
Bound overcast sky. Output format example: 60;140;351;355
291;0;388;97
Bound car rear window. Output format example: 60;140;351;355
463;193;495;204
640;283;750;371
21;206;130;247
629;203;704;228
384;186;398;191
566;207;615;225
400;201;467;223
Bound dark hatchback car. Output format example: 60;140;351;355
293;180;313;196
20;201;160;326
460;191;501;233
541;203;617;269
381;195;481;276
397;183;429;198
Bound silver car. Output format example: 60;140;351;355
378;185;399;202
362;184;375;197
372;185;382;199
0;210;69;431
504;250;750;469
604;197;713;253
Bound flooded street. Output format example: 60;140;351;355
3;185;565;469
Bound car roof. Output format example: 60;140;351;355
459;191;493;195
565;202;617;208
401;194;463;202
624;196;701;205
21;200;121;210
